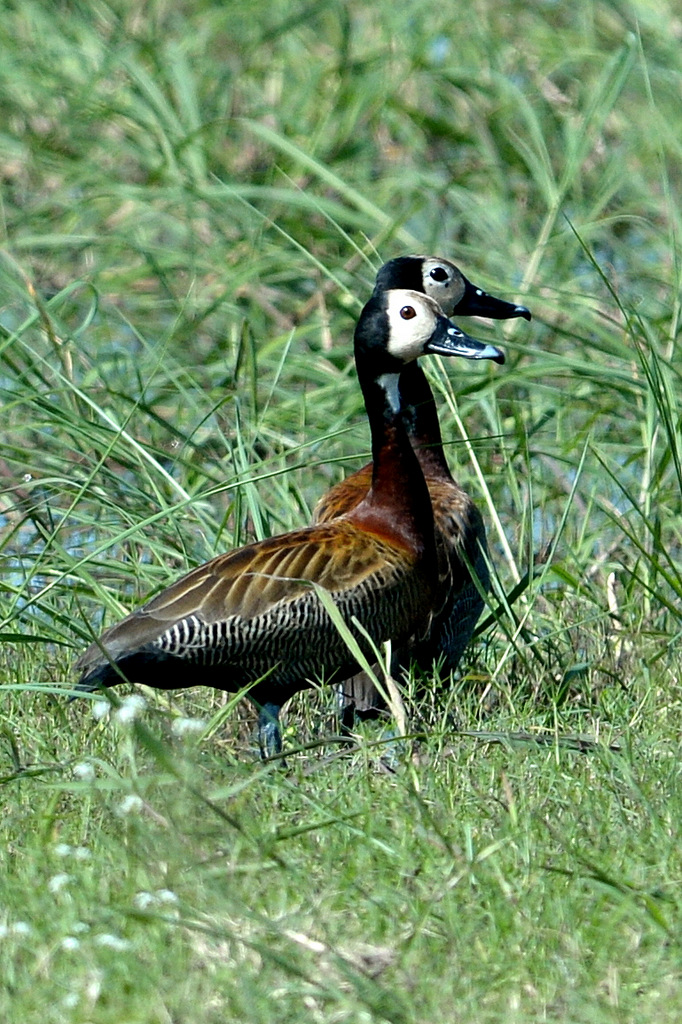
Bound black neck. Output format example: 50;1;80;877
355;364;435;545
398;361;453;480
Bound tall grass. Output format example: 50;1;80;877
1;0;682;1020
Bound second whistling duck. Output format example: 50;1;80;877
314;256;530;717
72;289;503;758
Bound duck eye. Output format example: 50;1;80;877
400;305;417;320
429;267;449;283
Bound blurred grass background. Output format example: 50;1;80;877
1;0;682;1020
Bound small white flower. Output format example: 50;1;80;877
62;993;79;1009
171;716;207;737
61;936;80;951
115;695;146;724
53;842;90;860
156;889;178;905
10;922;32;936
48;873;73;894
92;701;110;721
73;761;96;780
133;891;155;910
0;924;9;939
118;794;143;816
84;971;103;1003
94;933;131;951
72;922;90;934
132;888;178;913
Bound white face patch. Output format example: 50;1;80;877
384;290;441;362
420;257;465;315
377;372;401;413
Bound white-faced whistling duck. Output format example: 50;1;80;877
73;289;505;758
313;256;530;720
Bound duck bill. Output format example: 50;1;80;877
461;275;531;321
425;318;505;364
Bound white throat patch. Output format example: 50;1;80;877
377;372;401;414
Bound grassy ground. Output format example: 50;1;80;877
1;0;682;1020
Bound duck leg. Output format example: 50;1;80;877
257;702;283;760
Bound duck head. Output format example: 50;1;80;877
355;288;504;395
374;254;531;322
